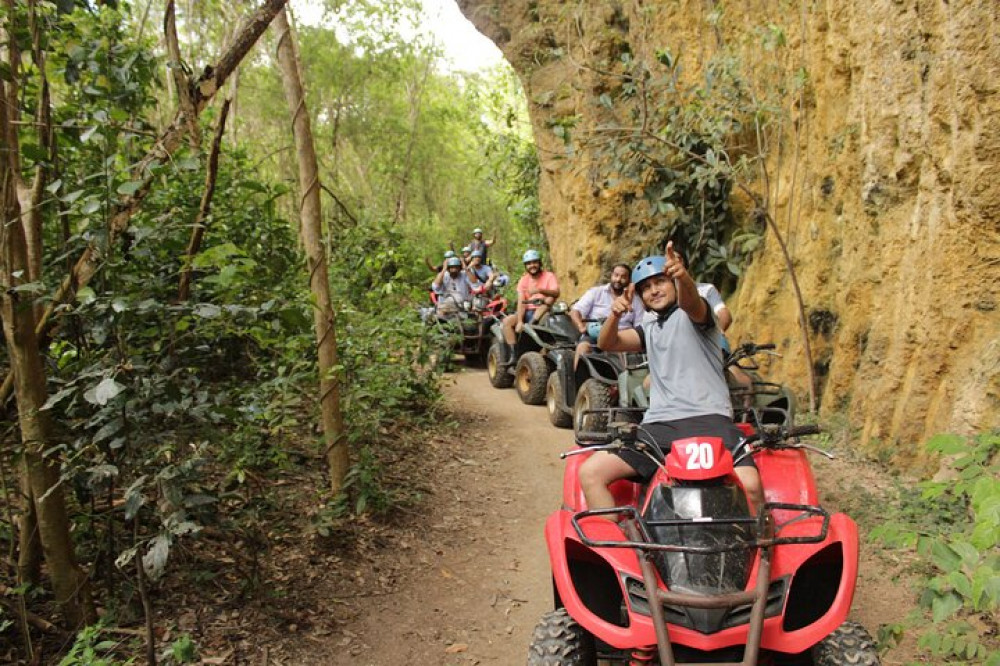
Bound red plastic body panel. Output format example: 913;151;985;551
666;436;734;481
487;297;508;315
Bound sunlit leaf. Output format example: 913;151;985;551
142;534;170;580
83;377;125;406
117;180;143;196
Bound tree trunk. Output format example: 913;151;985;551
16;471;41;585
0;58;94;625
392;56;432;225
273;8;348;493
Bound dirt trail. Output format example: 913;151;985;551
300;368;913;666
325;368;573;665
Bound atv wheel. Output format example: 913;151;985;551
574;379;612;435
811;621;880;666
527;608;597;666
487;341;514;389
516;352;549;405
546;373;573;428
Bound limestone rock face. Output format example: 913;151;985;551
458;0;999;458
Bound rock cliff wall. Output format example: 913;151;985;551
458;0;999;460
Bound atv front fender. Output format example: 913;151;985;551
545;509;860;654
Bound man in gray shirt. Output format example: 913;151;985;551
578;243;763;515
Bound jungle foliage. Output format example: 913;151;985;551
870;431;1000;666
0;0;538;662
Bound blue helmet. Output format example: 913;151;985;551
470;250;484;259
522;249;541;264
446;257;463;268
461;246;472;254
443;250;456;259
632;255;666;287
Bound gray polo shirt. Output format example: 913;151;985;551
637;304;731;423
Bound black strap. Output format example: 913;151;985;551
654;304;678;328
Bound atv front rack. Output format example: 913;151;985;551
570;506;830;666
571;503;830;553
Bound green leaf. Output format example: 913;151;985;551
116;180;143;196
193;303;222;319
926;433;966;455
950;540;980;568
83;377;125;406
42;386;78;410
142;534;170;580
123;476;147;520
22;143;48;162
947;570;972;598
931;592;962;622
76;286;97;304
62;189;85;203
115;545;138;570
929;540;962;572
92;417;124;444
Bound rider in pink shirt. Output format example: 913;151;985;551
501;249;561;351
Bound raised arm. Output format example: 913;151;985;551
432;266;447;290
665;242;709;324
597;283;643;352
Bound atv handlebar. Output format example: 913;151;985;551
744;423;821;444
726;342;780;371
734;423;832;465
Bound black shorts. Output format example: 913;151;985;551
619;414;753;482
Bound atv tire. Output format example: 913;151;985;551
487;341;514;389
546;373;573;429
811;621;880;666
574;379;612;435
527;608;597;666
516;351;549;405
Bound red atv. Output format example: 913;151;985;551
529;415;879;665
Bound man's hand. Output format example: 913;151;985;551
664;241;688;282
610;283;635;318
515;320;524;334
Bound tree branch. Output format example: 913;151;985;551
177;98;230;302
164;0;200;148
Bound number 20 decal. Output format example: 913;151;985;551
684;441;715;470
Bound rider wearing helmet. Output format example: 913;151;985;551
460;245;473;268
500;249;560;351
469;227;495;263
432;256;479;316
425;249;457;274
578;241;763;516
467;249;493;285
